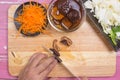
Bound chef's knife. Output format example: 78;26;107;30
41;45;82;80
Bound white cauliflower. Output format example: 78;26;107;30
84;0;120;34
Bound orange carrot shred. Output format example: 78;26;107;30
15;1;47;35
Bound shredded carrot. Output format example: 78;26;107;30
15;1;47;35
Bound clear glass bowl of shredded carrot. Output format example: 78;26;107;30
14;1;48;36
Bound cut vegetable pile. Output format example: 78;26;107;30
15;2;47;36
84;0;120;48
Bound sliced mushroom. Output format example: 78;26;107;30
50;48;60;56
61;17;72;30
60;36;72;46
51;7;64;20
55;56;62;63
52;39;60;51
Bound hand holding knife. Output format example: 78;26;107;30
41;45;88;80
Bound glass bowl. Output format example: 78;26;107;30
47;0;86;32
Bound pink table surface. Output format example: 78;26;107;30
0;0;120;80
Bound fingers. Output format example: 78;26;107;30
36;57;56;73
30;53;47;68
19;53;44;77
18;53;58;80
39;60;57;79
26;53;40;66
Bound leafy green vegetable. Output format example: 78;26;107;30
109;26;120;45
109;29;117;45
112;26;120;32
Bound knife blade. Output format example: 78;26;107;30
41;45;81;80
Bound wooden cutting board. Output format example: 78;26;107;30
8;5;116;77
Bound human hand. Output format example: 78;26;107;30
18;53;57;80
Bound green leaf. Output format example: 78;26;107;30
109;26;120;45
112;26;120;32
109;29;117;45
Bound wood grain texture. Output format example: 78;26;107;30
8;5;116;77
